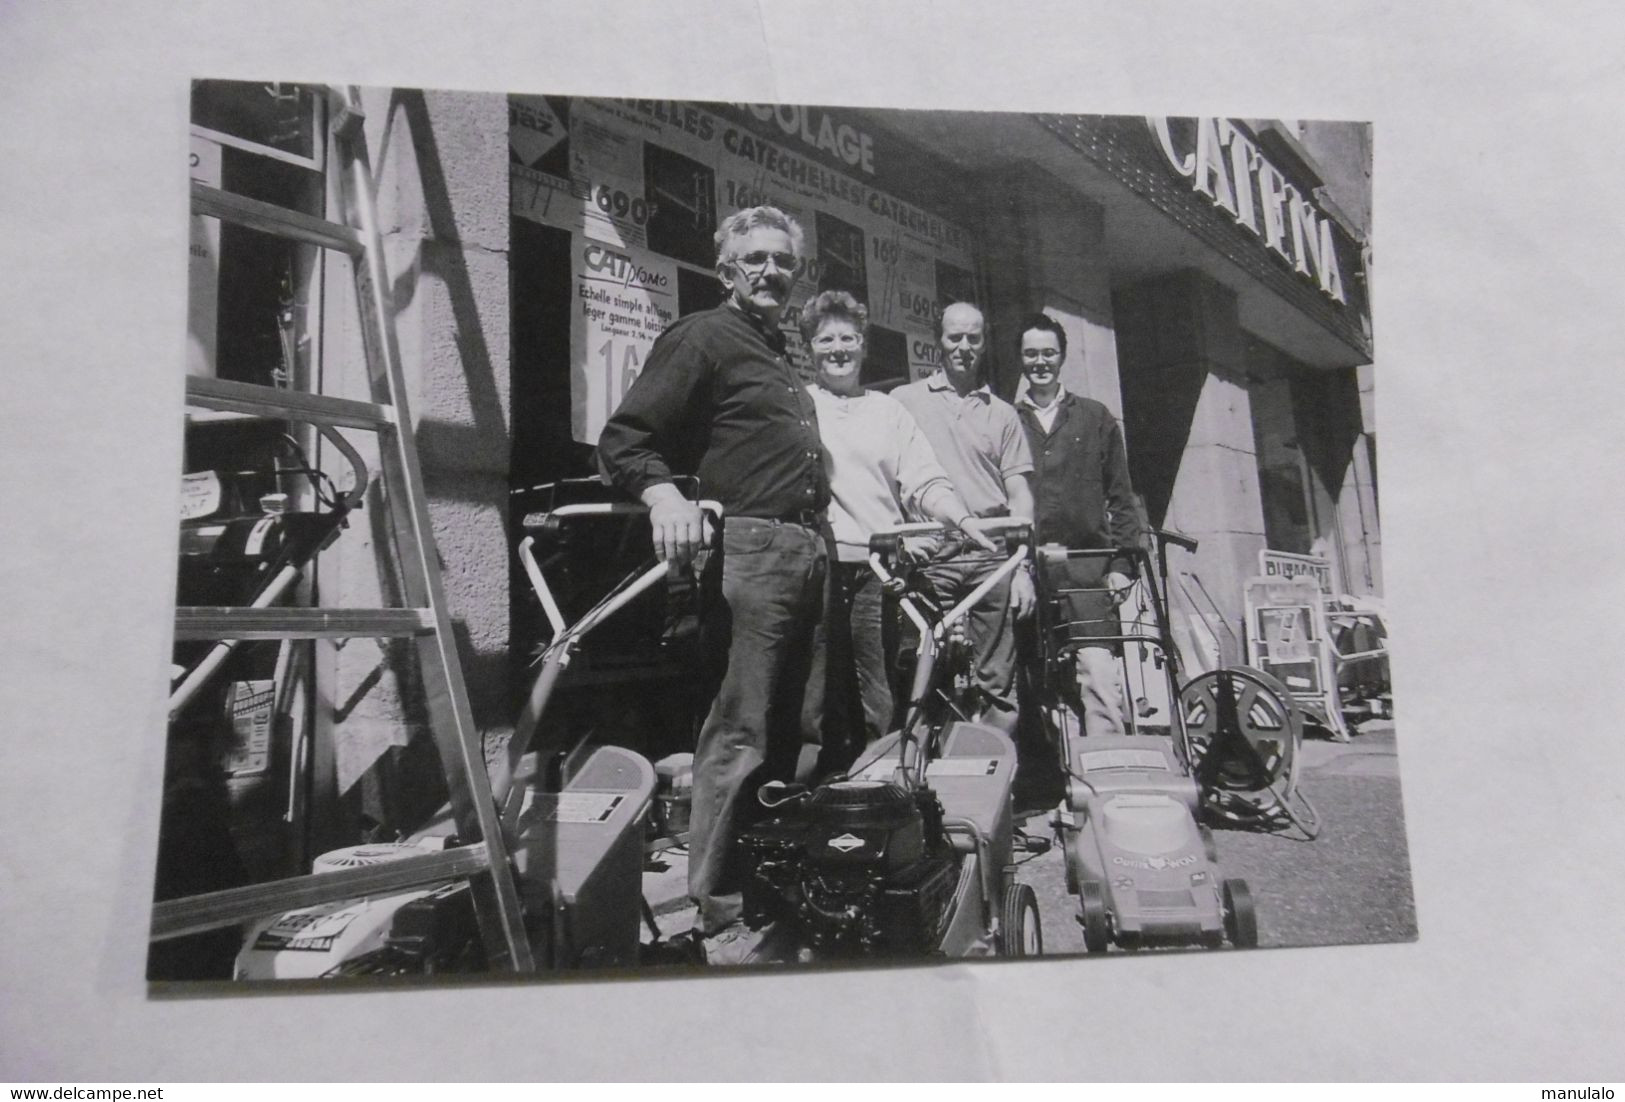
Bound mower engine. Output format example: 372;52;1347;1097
739;780;960;956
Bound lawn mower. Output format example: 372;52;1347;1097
170;424;370;721
1033;530;1302;951
235;484;714;978
734;520;1044;961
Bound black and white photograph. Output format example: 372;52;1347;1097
6;0;1625;1085
151;82;1404;983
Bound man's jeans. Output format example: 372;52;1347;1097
916;545;1020;738
804;561;891;773
1075;644;1127;738
1042;550;1128;738
688;518;827;935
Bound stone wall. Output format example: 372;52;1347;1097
323;88;512;826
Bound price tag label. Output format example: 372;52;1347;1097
533;792;626;824
180;471;222;520
926;758;1001;778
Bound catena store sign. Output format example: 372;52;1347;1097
1146;117;1348;305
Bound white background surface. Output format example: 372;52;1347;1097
3;0;1623;1082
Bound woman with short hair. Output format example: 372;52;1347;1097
799;289;992;770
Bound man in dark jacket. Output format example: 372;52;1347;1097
1014;312;1143;737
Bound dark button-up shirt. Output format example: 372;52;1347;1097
597;303;829;517
1016;389;1143;577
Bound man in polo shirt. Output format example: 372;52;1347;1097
1013;312;1143;739
597;205;827;962
891;302;1036;737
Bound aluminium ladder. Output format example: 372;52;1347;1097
152;86;534;972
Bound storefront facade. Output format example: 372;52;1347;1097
183;85;1378;836
507;97;1379;673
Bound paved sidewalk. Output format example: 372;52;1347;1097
1299;720;1398;776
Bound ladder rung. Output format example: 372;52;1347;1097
174;607;436;640
185;375;396;430
163;102;535;972
191;181;364;255
149;846;492;940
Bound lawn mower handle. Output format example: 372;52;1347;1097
517;500;722;637
1152;527;1199;554
520;500;712;534
866;519;1032;642
313;424;370;510
866;517;1033;557
496;500;720;817
868;520;1031;787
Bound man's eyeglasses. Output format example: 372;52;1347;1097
1021;348;1063;362
730;250;803;274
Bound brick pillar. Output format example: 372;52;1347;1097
1113;270;1267;655
322;88;512;828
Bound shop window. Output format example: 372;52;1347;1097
185;79;329;560
192;80;323;168
189;81;325;389
863;325;909;390
1257;464;1314;554
815;211;868;299
1245;338;1319;555
510;219;589;490
644;143;717;267
1290;368;1363;498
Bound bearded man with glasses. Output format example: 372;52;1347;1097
1014;311;1143;740
598;206;828;964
